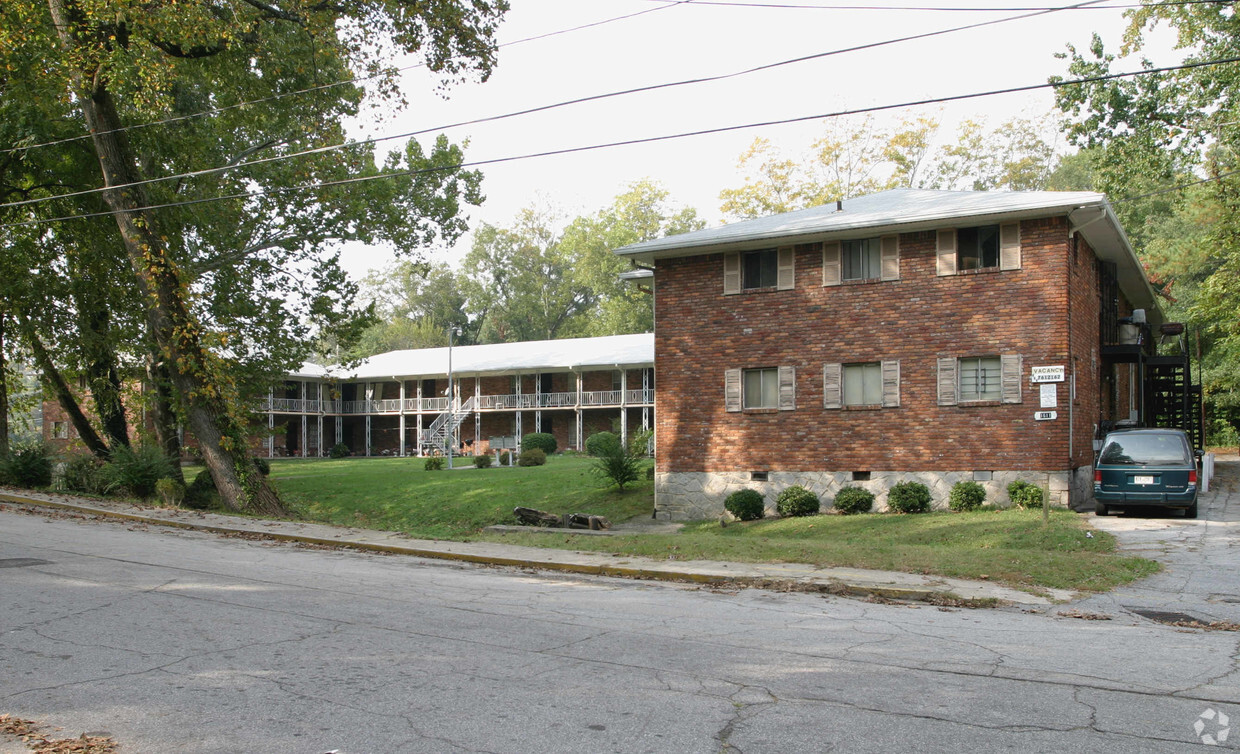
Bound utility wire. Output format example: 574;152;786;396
642;0;1225;10
0;0;1116;212
0;1;697;157
4;56;1236;230
1113;168;1240;203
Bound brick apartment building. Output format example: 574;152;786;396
615;188;1184;519
44;333;654;459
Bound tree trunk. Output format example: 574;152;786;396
21;322;110;458
0;313;9;458
77;304;130;449
46;0;284;515
145;353;186;486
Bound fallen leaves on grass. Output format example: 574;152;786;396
0;715;118;753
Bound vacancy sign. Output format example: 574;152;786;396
1030;366;1066;383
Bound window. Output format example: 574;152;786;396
823;361;900;409
959;356;1002;401
842;239;880;281
842;363;883;406
743;368;779;409
52;421;68;439
742;249;778;290
823;236;898;285
957;225;1000;271
936;223;1021;276
611;370;623;392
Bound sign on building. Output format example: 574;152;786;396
1030;365;1066;383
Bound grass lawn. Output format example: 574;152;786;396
474;507;1160;593
268;455;653;539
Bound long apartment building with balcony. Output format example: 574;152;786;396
263;333;654;458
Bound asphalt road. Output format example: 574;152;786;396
3;500;1239;753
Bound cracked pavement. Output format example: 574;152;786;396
4;464;1240;752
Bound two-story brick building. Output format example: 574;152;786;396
615;188;1174;519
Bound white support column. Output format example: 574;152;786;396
474;376;481;449
300;381;307;458
317;383;324;458
267;386;275;459
365;382;372;457
535;372;542;433
515;375;523;440
575;371;583;451
399;380;406;457
642;368;650;432
620;370;628;447
416;381;423;457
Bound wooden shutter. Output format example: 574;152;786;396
724;252;741;295
937;357;958;406
822;363;842;409
778;366;796;410
880;235;900;281
725;369;742;412
822;242;841;286
1001;354;1023;404
881;360;900;408
777;246;795;290
999;222;1021;270
936;229;957;276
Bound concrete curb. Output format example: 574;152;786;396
0;492;1050;607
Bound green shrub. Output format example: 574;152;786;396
329;442;350;459
517;448;547;467
155;478;185;507
100;444;174;499
949;481;986;512
590;441;644;491
253;457;271;476
499;451;512;466
424;456;445;471
724;489;765;521
1208;418;1240;447
775;485;820;517
585;431;622;457
474;453;493;468
1008;480;1045;509
184;469;217;509
887;481;932;513
522;432;557;455
833;486;874;515
0;442;55;488
61;454;106;494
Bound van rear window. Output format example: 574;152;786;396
1099;434;1191;466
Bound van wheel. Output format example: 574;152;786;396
1186;502;1198;519
1095;502;1109;516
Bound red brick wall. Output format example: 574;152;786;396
654;217;1098;474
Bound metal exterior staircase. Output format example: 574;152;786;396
1144;355;1203;451
420;396;476;455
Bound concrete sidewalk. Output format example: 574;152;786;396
0;489;1072;607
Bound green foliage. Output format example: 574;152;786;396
155;478;185;507
498;451;512;466
424;456;445;471
832;486;874;515
1008;480;1045;509
1208;418;1240;447
0;441;54;488
101;444;174;499
473;453;493;468
724;489;765;521
61;454;107;494
775;486;820;517
184;470;218;510
522;432;557;454
949;481;987;512
887;481;932;514
585;431;622;457
253;457;271;476
590;436;646;492
517;448;547;467
329;443;351;459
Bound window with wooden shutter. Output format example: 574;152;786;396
778;365;796;410
822;242;841;286
937;357;959;405
822;363;842;409
999;222;1021;270
723;253;741;295
1001;354;1022;403
725;369;742;412
880;235;900;281
777;246;795;290
936;229;957;276
881;360;900;407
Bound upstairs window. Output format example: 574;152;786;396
823;236;899;285
842;239;880;281
936;223;1021;276
743;250;778;290
957;225;1000;271
724;248;795;294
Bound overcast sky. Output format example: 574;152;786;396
341;0;1177;281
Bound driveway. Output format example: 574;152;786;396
1074;455;1240;625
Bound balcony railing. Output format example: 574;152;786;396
626;389;654;405
266;389;652;414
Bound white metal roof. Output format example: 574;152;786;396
330;333;653;381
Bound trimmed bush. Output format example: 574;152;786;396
424;456;445;471
833;486;874;515
499;451;512;466
0;442;55;488
585;431;622;457
949;481;987;512
184;469;217;509
887;481;932;513
61;454;106;495
253;457;271;476
155;478;185;507
329;442;350;459
724;489;765;521
776;485;820;517
517;448;547;467
473;453;493;468
1008;480;1045;509
522;432;557;455
100;444;174;499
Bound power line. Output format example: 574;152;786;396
1114;168;1240;203
0;1;697;157
0;0;1116;212
642;0;1226;10
5;56;1235;231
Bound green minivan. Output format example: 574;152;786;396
1093;428;1199;518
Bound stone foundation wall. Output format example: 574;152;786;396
655;469;1075;521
